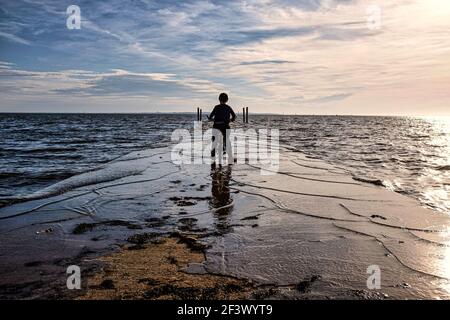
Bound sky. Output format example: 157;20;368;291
0;0;449;115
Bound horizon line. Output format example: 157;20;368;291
0;111;449;118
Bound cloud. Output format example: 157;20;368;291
0;61;14;68
0;0;450;115
0;31;31;45
239;60;294;65
306;93;353;103
0;66;224;98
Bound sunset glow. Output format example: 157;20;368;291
0;0;449;115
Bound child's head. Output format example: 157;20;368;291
219;92;228;104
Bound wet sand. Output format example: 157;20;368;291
1;142;450;299
78;235;257;300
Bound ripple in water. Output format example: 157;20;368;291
255;115;450;214
0;114;448;214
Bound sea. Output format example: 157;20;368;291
0;113;448;214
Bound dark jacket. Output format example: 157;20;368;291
208;104;236;127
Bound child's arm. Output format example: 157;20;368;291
230;107;236;122
208;106;217;120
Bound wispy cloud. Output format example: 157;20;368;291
239;60;294;65
0;31;30;45
0;0;449;115
0;66;225;98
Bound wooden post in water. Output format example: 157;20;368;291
200;108;202;121
242;107;246;123
197;107;200;121
246;107;249;123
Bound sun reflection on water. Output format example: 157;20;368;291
418;116;450;214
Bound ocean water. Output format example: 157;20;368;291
0;113;448;214
256;115;450;214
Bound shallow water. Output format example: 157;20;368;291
2;142;449;299
0;114;449;214
0;113;192;198
252;115;450;214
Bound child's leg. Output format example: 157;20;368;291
211;127;223;159
221;127;227;151
224;127;234;164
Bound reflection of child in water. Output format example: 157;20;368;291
209;165;233;234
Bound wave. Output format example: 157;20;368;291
0;172;23;178
3;147;79;153
55;139;98;144
351;176;385;187
16;154;84;160
0;171;76;182
436;165;450;171
0;150;169;209
31;172;76;181
0;167;144;207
